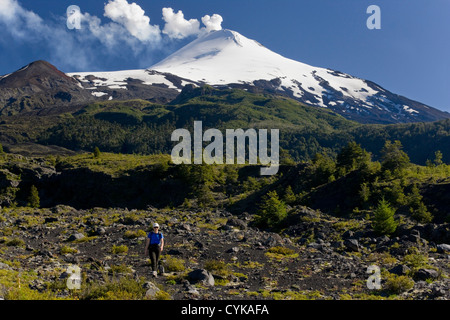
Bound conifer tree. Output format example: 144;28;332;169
380;140;410;175
373;198;397;235
93;146;101;158
283;185;296;205
28;185;40;208
256;190;287;228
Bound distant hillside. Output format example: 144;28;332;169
0;86;448;166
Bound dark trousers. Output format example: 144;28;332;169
148;244;161;272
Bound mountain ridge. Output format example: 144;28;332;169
0;29;449;124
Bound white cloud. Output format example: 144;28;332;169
162;8;200;39
201;14;223;32
0;0;225;71
0;0;44;39
104;0;161;43
161;8;224;39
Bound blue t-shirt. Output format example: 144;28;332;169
148;232;163;245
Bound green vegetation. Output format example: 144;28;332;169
204;260;231;278
265;246;298;260
402;248;432;272
111;245;129;255
0;269;61;300
124;229;147;239
163;256;186;272
255;191;287;229
0;86;443;166
372;198;398;235
60;245;78;255
27;185;40;208
93;146;101;159
82;275;148;300
384;274;415;294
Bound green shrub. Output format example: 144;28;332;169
204;259;230;277
6;238;25;247
60;245;78;254
267;246;296;256
402;249;430;271
108;264;133;275
385;274;414;294
153;290;171;300
124;229;147;239
265;246;298;260
82;275;145;300
111;245;128;255
163;256;185;272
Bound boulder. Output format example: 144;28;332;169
307;242;323;250
331;241;344;249
67;233;85;242
344;239;360;252
436;244;450;253
342;230;354;239
188;269;215;287
227;247;240;253
44;217;58;223
93;227;106;236
263;234;283;247
0;262;11;270
226;217;247;230
389;264;410;276
143;282;160;298
415;269;439;281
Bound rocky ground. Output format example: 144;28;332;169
0;204;448;300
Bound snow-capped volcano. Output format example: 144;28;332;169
69;29;449;124
151;29;377;104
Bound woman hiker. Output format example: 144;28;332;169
144;223;164;277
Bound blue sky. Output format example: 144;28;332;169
0;0;449;112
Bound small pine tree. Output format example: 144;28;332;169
93;147;101;158
359;182;371;204
256;190;287;228
408;184;433;223
434;150;443;166
28;185;40;208
311;153;336;186
411;202;433;224
336;141;371;174
283;185;296;205
373;198;397;235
